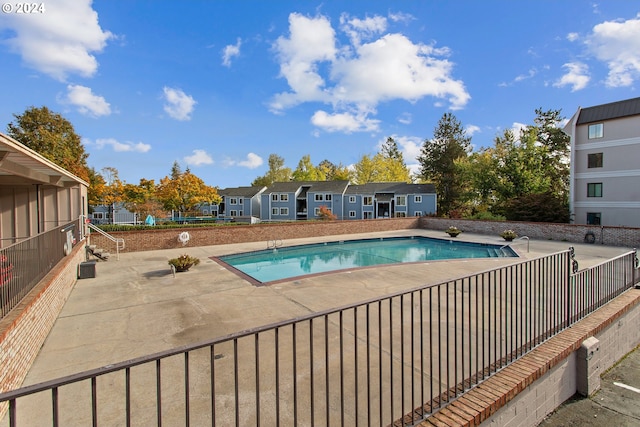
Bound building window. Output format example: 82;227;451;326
230;198;238;205
230;210;238;216
280;207;289;215
395;212;406;218
414;195;422;203
314;207;320;216
349;196;356;203
93;212;104;219
414;211;422;216
315;194;324;201
587;212;601;225
363;196;373;206
588;123;603;139
396;196;406;206
271;194;278;201
587;183;602;197
588;153;603;168
272;207;279;215
280;194;288;202
325;194;332;201
239;199;243;204
349;211;356;218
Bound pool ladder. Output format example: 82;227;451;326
267;238;283;249
500;236;530;253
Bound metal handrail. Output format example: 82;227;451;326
500;235;530;252
1;249;637;426
86;222;125;260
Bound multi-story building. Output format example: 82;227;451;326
343;182;437;219
564;97;640;227
260;181;350;221
260;181;437;221
217;186;266;219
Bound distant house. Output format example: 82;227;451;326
259;181;436;221
564;97;640;227
91;203;137;225
218;186;266;220
344;183;437;219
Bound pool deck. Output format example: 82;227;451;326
11;229;635;424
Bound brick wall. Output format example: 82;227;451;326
419;217;640;248
88;217;421;253
89;217;640;254
0;242;85;416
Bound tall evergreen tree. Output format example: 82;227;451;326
418;113;471;215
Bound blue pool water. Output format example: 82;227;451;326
218;236;518;284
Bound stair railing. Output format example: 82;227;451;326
85;221;125;260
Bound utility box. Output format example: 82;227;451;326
78;261;97;279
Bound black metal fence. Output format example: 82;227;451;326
1;249;638;426
0;221;80;319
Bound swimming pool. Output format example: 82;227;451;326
217;236;518;284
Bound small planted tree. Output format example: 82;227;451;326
317;205;337;220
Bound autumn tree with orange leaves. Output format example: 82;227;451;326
156;164;221;215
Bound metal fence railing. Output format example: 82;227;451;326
1;248;638;426
0;220;81;319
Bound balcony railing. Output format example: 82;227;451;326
0;220;81;319
1;248;638;426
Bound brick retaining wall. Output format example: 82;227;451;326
420;217;640;248
89;217;640;254
89;217;421;253
0;242;85;415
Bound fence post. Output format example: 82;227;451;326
634;248;639;289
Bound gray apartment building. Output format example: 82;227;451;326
564;96;640;227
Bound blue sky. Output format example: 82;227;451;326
1;1;639;188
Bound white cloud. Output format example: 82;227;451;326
92;138;151;153
397;112;412;125
0;0;113;80
339;13;387;46
184;149;213;166
270;13;337;111
566;32;579;42
586;14;640;87
465;125;481;136
162;87;196;121
222;38;241;67
270;12;469;130
237;153;264;169
554;62;590;91
514;68;537;82
311;110;380;133
62;84;111;117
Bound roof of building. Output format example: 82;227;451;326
345;182;436;195
0;132;88;187
264;181;350;193
218;186;265;197
576;96;640;125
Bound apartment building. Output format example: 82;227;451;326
564;97;640;227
